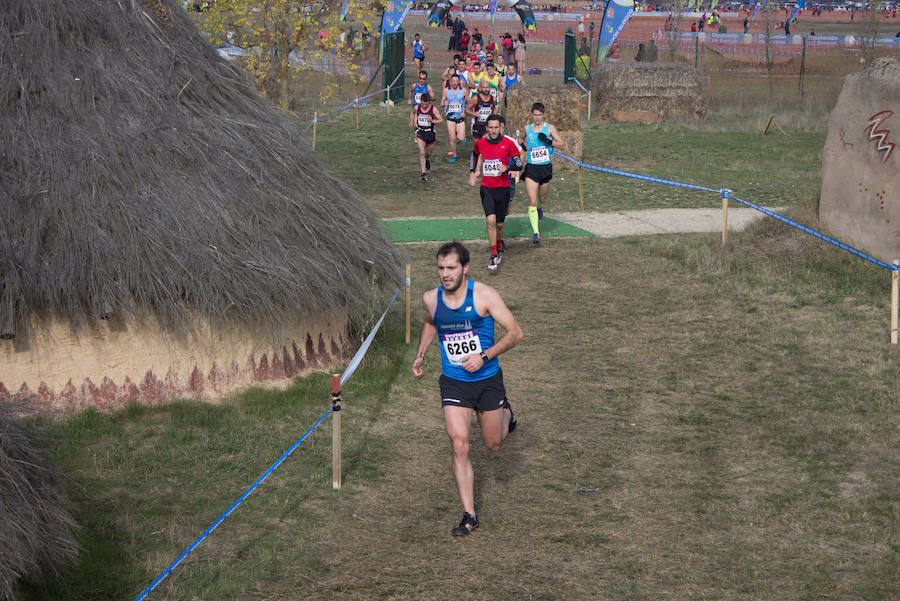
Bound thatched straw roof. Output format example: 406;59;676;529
1;404;79;600
0;0;402;344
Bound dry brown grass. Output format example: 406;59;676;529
215;236;898;601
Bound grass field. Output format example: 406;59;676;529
17;25;900;601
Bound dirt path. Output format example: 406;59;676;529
552;207;778;238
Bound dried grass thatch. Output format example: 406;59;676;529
0;0;403;345
0;405;79;600
592;62;706;121
506;85;583;170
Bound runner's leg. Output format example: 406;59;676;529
444;405;476;515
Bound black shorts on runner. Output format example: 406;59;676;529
440;369;507;412
417;130;437;146
480;186;511;222
524;163;553;185
472;122;487;139
447;116;464;123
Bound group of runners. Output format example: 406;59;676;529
407;41;565;274
402;35;570;540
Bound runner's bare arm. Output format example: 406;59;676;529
549;124;566;150
460;283;523;372
412;290;438;379
409;109;416;129
464;96;478;118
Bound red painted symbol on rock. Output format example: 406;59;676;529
865;111;895;164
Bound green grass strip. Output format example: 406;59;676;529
381;217;594;243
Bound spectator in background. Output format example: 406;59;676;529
634;43;645;62
515;33;527;74
459;28;471;53
691;22;697;32
501;33;515;64
743;16;749;33
784;19;790;35
472;28;484;47
452;17;466;50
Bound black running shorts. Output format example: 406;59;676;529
472;122;487;139
440;370;507;412
480;186;511;222
447;116;465;123
524;163;553;185
417;130;437;146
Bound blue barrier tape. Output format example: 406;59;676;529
555;152;899;272
566;77;590;97
556;151;719;194
726;193;899;271
134;408;333;601
340;287;400;388
303;68;406;132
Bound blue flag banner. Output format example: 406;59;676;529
788;0;805;23
596;0;635;63
381;0;414;34
751;1;763;20
490;0;498;25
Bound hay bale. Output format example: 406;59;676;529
506;85;583;170
0;406;79;601
820;58;900;263
591;62;706;122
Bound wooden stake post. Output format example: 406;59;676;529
355;99;360;129
405;264;412;344
312;111;318;150
578;165;585;211
721;189;730;247
892;260;899;345
331;374;342;490
587;90;592;121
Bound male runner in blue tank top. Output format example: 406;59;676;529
412;241;523;537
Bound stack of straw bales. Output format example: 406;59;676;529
505;86;583;170
592;62;706;122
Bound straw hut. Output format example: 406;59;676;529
591;62;706;122
0;0;403;413
505;85;583;171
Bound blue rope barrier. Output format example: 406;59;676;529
134;408;333;601
726;193;899;271
556;150;719;194
340;287;400;388
303;67;405;133
555;152;899;272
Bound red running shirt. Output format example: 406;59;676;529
473;135;522;188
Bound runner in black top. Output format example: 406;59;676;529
410;93;443;181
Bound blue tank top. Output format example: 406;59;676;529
433;279;498;382
412;82;429;106
504;72;519;91
445;88;465;119
413;40;425;58
526;122;552;165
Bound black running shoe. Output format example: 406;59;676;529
421;172;428;181
452;512;479;536
503;399;517;434
425;158;431;171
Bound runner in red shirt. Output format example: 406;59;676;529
468;114;523;273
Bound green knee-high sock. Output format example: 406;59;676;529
528;206;540;235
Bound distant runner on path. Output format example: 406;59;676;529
412;241;522;537
469;114;522;273
519;102;565;245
